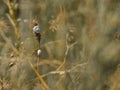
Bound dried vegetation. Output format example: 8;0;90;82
0;0;120;90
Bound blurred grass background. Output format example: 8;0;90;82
0;0;120;90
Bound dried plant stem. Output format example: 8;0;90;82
25;62;87;86
6;14;20;39
36;56;40;71
28;61;51;90
4;0;20;39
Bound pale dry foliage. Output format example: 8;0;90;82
0;0;120;90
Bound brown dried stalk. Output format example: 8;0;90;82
28;60;51;90
4;0;20;39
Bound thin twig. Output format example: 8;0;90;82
57;41;77;71
41;62;87;78
56;33;70;71
56;46;69;70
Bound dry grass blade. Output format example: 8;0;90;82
28;60;51;90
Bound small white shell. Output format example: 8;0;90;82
37;49;42;56
33;25;40;33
